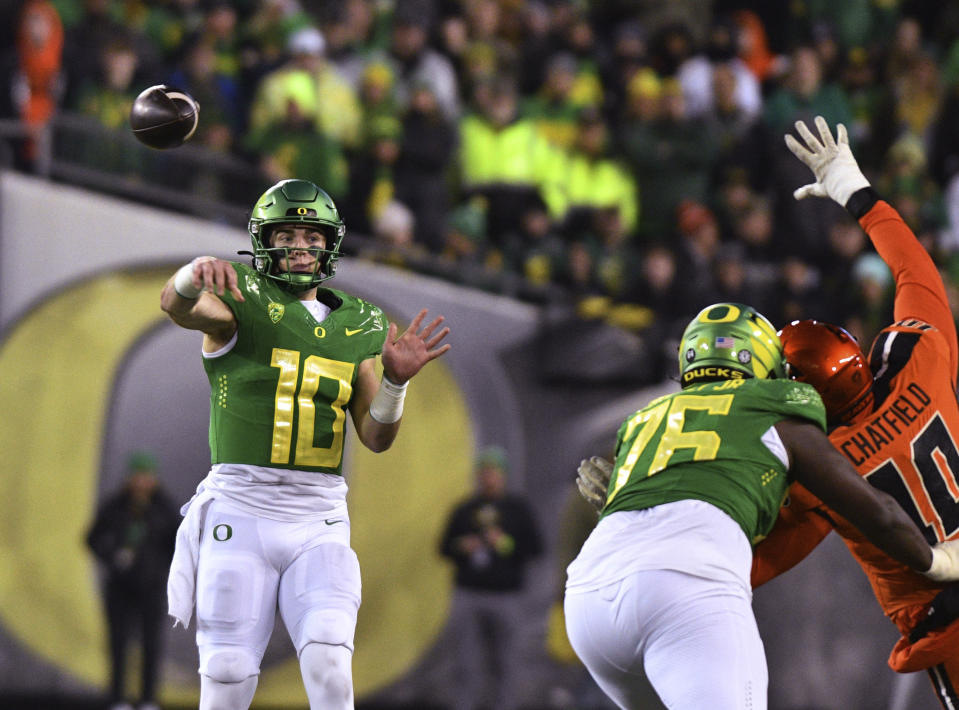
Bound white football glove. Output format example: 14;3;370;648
924;539;959;583
784;116;870;206
577;456;613;514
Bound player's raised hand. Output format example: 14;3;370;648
577;456;613;514
785;115;870;207
381;309;450;384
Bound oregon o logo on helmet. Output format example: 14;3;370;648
213;524;233;541
296;207;308;215
700;304;741;323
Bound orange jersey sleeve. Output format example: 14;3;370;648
751;482;834;587
860;200;959;385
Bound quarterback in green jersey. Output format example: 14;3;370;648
565;302;959;710
159;179;450;710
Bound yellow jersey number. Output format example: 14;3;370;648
607;391;736;504
270;348;355;467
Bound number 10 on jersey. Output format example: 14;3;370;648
270;348;355;467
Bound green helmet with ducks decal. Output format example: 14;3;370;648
679;303;786;387
247;179;346;292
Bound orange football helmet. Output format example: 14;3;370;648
779;319;873;424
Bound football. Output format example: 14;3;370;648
129;85;200;149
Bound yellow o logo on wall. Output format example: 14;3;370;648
0;267;471;705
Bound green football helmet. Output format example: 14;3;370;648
678;303;786;387
247;179;346;292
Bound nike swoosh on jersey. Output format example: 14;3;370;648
344;328;362;336
325;519;344;525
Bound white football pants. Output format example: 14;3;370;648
565;567;767;709
194;499;360;709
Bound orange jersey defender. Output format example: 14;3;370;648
752;201;959;673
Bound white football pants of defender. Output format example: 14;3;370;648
195;499;360;710
564;502;767;710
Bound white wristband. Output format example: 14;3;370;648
173;261;202;299
369;375;408;424
926;547;947;581
173;257;216;299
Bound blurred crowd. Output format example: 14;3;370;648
5;0;959;380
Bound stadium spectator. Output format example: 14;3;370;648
599;19;648;115
817;210;868;323
556;105;639;235
844;251;894;345
189;1;241;82
438;198;495;285
763;45;853;137
882;16;926;93
619;76;718;241
712;241;770;314
356;60;399;149
764;46;855;260
342;114;403;238
562;204;641;309
166;37;242;152
241;0;312;73
161;178;450;710
455;0;518;97
381;0;459;121
730;9;782;84
248;26;362;152
553;8;604;109
892;52;942;143
136;0;206;68
394;80;457;252
703;60;763;178
457;75;565;243
369;199;420;263
808;19;843;85
724;194;780;295
768;253;829;329
86;451;179;710
628;242;701;380
513;1;554;98
71;36;144;174
244;88;349;199
13;0;63;167
676;15;761;121
439;446;543;710
874;133;944;237
836;45;888;169
672;199;721;300
62;0;159;109
315;0;390;89
521;52;585;151
500;193;568;299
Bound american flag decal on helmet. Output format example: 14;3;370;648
715;336;735;348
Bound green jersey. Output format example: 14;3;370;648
203;263;388;475
602;378;826;542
